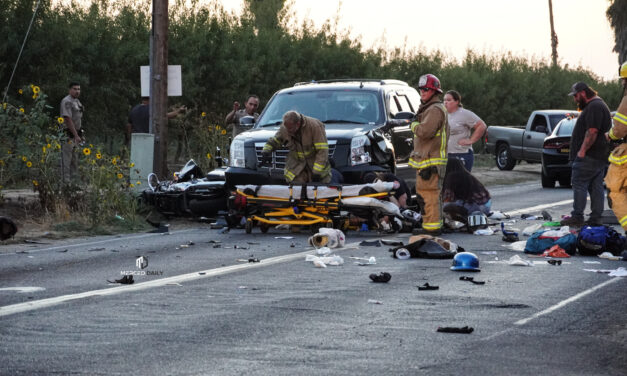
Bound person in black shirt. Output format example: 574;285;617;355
125;97;186;145
560;82;611;227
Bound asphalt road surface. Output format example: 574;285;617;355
0;181;625;375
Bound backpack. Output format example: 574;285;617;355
577;225;626;256
524;229;577;255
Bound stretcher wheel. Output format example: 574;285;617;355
260;223;269;233
245;219;253;234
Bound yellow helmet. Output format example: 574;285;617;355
620;61;627;79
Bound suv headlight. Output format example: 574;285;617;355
350;135;371;166
229;139;245;168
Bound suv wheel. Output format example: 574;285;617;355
541;170;556;188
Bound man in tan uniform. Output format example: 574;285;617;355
262;110;331;184
225;95;260;138
60;82;83;183
605;61;627;232
409;74;449;235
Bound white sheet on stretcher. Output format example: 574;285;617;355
236;182;395;199
340;197;401;217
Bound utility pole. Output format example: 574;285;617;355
548;0;558;66
151;0;169;179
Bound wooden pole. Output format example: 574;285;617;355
151;0;169;179
548;0;558;67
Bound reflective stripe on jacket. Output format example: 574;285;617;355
263;115;330;182
608;94;627;165
409;97;449;170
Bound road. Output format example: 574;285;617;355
0;181;625;375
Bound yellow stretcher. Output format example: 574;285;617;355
232;182;402;234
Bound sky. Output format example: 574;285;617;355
219;0;620;81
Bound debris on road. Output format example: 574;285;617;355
437;326;474;334
459;276;485;285
354;257;377;266
508;255;533;266
359;239;382;247
599;252;622;261
275;236;294;240
417;283;439;291
389;235;457;259
88;248;105;252
107;275;134;284
547;259;562;266
237;257;260;263
369;272;391;283
451;252;480;272
367;299;383;304
306;254;344;267
583;267;627;277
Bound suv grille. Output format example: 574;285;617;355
254;141;337;170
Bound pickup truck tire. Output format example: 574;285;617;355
496;144;516;170
541;170;556;188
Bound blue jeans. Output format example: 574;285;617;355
570;156;607;221
449;150;474;171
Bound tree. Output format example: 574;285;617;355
607;0;627;64
244;0;286;31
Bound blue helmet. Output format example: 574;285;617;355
450;252;480;272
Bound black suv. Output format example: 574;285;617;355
225;79;420;188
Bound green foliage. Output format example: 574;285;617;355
607;0;627;63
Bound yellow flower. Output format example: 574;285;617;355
2;103;6;110
201;112;206;117
130;183;135;188
33;86;40;94
7;150;12;154
32;180;38;186
136;181;141;185
215;125;220;130
0;159;4;165
19;108;24;113
32;94;37;99
129;162;135;167
22;156;27;161
57;117;64;124
47;143;51;148
117;173;123;179
26;161;32;168
42;146;46;153
55;143;61;150
206;153;212;159
89;144;93;148
96;153;102;159
83;148;91;156
18;89;23;95
221;129;227;135
30;84;34;88
112;158;117;165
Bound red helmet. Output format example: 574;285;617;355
418;74;442;93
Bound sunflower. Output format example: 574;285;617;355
96;153;102;159
26;161;32;168
21;156;27;161
221;129;227;135
33;86;40;94
117;173;123;179
129;162;135;167
18;89;23;95
201;112;206;117
215;125;221;130
136;181;141;185
32;180;38;186
57;117;64;124
129;183;135;188
0;159;4;166
32;94;37;99
47;143;51;148
206;153;212;160
19;108;24;113
42;146;46;153
2;103;6;110
112;158;117;166
83;148;91;156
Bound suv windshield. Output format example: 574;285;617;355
257;89;383;127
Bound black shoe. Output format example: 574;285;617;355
369;272;391;283
559;216;584;227
584;219;603;227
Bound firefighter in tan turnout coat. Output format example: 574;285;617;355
409;74;450;235
262;111;331;184
605;61;627;232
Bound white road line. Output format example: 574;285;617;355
505;199;573;216
0;228;197;256
0;242;361;318
514;277;622;326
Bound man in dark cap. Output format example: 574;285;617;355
560;82;611;227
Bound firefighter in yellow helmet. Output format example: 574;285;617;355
409;74;450;235
261;110;331;184
604;61;627;232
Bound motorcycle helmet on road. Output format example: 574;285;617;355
450;251;480;272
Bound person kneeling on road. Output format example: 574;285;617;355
261;110;331;184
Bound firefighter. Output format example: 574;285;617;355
605;61;627;232
409;74;449;235
261;110;331;184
